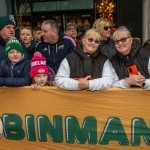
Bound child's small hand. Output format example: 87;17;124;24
31;84;41;90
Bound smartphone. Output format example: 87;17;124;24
127;65;138;75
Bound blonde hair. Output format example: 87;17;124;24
20;27;33;36
83;28;101;40
92;19;110;34
112;26;131;40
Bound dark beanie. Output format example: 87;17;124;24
0;17;15;30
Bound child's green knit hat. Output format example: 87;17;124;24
5;37;23;56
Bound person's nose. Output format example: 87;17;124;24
40;77;44;81
14;51;17;55
10;27;15;32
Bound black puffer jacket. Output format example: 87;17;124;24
66;44;107;79
111;42;150;79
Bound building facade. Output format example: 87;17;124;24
1;0;150;43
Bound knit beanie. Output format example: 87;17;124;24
30;51;49;78
5;37;23;56
0;17;15;30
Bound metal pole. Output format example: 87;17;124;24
142;0;150;43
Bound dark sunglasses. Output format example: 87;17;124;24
87;38;100;44
114;37;130;45
104;26;112;31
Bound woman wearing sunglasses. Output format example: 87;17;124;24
55;29;114;91
92;18;116;60
111;26;150;89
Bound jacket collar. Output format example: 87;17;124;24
0;36;6;47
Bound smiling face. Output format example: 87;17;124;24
33;74;48;86
113;27;133;55
8;49;22;64
101;22;111;40
92;19;111;40
82;29;101;54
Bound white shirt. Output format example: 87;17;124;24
111;58;150;89
55;59;114;91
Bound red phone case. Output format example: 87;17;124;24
127;65;138;75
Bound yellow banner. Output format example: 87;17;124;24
0;87;150;150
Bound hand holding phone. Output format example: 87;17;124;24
127;65;138;75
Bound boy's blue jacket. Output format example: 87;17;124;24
35;30;76;73
0;55;31;87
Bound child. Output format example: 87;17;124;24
0;37;31;87
20;27;37;58
30;51;55;89
32;26;42;42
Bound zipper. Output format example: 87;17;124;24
11;64;14;77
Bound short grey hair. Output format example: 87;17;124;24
113;26;131;40
42;20;59;32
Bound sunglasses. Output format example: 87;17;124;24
114;37;130;45
104;26;112;31
87;38;100;44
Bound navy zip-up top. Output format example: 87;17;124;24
0;55;31;87
35;30;76;73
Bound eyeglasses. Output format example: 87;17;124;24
104;26;112;31
113;37;130;45
87;38;100;44
68;28;76;31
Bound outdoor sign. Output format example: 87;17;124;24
0;87;150;150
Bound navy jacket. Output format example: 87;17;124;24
0;56;31;87
36;30;76;73
0;36;7;61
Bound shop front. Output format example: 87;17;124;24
13;0;117;32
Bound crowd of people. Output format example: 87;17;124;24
0;16;150;91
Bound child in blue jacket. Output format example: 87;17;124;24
0;37;31;87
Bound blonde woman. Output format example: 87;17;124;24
92;18;116;60
20;27;36;58
55;29;114;91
